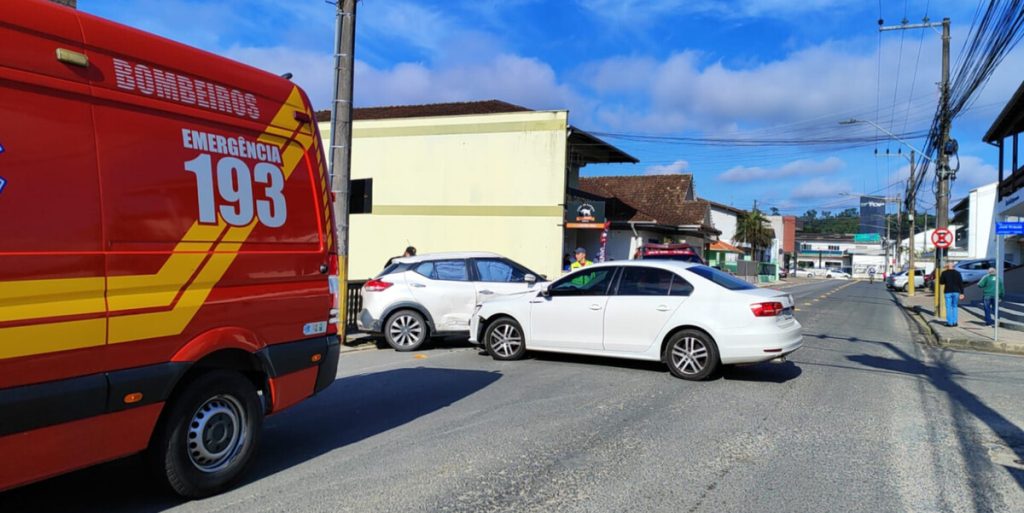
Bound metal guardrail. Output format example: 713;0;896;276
346;280;366;333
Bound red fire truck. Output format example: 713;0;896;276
1;0;343;497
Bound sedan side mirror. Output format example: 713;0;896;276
525;274;537;284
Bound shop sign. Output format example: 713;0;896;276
566;200;605;229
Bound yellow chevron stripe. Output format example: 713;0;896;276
0;318;106;360
0;277;106;323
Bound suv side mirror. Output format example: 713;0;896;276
525;274;537;284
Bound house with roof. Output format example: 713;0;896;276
317;100;636;279
576;175;720;261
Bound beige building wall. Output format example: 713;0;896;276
321;110;569;280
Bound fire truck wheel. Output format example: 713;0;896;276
150;370;263;498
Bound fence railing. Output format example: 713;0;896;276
346;280;366;333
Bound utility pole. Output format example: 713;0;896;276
880;16;952;315
907;151;917;295
935;18;952;313
329;0;357;271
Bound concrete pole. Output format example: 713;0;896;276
934;18;952;318
329;0;356;262
908;151;917;296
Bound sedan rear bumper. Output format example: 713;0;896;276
717;321;803;365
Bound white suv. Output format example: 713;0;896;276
358;252;547;351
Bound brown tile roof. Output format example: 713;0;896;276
314;100;532;122
578;175;710;227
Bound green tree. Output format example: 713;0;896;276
734;208;773;261
769;206;781;216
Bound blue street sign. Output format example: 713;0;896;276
995;221;1024;235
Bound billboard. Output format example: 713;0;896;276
859;196;886;235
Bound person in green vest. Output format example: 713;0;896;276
570;247;594;287
978;267;1005;326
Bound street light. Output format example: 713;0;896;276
838;118;932;161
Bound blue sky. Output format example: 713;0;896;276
81;0;1024;216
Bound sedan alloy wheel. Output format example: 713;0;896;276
484;317;527;361
664;330;719;380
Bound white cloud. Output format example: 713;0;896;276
645;160;690;175
790;177;852;200
222;46;335;109
354;54;580;111
719;157;844;182
360;1;456;55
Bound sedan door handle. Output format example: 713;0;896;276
656;305;670;312
411;283;426;288
589;304;603;311
479;290;494;295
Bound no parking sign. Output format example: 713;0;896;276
930;228;953;249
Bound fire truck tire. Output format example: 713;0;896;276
149;370;263;498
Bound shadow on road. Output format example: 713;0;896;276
721;361;802;383
528;351;802;383
0;367;501;513
848;344;1024;508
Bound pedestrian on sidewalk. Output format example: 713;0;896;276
939;261;965;327
384;245;416;269
978;267;1005;326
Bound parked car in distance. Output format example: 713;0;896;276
954;259;1014;284
793;268;819;278
924;270;936;289
359;252;546;351
470;261;802;381
824;269;851;279
888;269;925;291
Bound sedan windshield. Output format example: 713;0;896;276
685;265;756;291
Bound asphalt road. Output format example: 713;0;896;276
3;280;1024;513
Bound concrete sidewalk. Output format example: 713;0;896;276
894;291;1024;355
341;332;383;353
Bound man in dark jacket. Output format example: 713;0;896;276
939;261;965;327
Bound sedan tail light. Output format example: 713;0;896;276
750;301;784;317
364;278;393;292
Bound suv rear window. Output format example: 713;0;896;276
378;262;412;277
685;265;756;291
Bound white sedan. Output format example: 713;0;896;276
470;261;802;381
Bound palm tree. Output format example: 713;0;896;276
734;209;773;261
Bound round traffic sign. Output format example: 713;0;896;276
931;228;953;249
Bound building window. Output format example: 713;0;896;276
350;178;373;214
828;245;840;251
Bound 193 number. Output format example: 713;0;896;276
184;154;287;228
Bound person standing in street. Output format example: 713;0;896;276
939;261;965;327
978;267;1005;326
570;247;592;271
570;247;594;286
